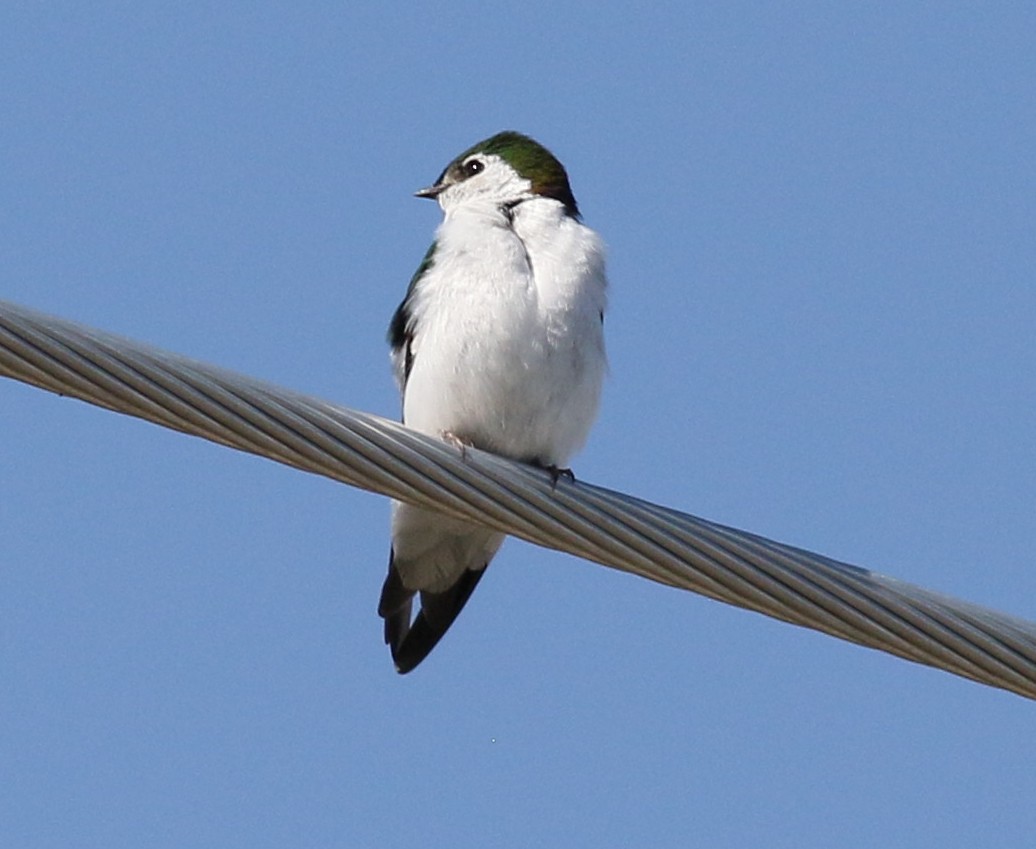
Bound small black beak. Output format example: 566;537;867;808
414;183;445;200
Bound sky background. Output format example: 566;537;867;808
2;3;1035;847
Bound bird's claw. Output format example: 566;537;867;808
441;430;473;459
530;460;575;489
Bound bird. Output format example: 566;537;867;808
379;131;608;673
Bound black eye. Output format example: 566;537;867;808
463;159;484;177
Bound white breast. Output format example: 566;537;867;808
403;197;607;465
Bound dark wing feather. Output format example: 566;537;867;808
381;240;484;674
388;241;437;392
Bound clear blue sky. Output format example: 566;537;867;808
3;3;1035;847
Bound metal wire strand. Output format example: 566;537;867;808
2;299;1034;699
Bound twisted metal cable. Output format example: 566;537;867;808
2;298;1034;699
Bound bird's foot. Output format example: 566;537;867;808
440;430;474;459
529;459;576;489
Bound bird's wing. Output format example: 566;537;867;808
387;241;437;393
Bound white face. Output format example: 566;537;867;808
435;153;533;212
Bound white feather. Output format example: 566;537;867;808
391;153;607;595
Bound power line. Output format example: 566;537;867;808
2;299;1034;699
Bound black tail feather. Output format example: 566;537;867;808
378;551;487;674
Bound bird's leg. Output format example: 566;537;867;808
440;430;474;460
529;459;576;489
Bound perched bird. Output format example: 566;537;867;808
379;131;608;673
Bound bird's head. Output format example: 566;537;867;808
414;131;579;218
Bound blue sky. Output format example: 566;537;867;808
3;3;1035;847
